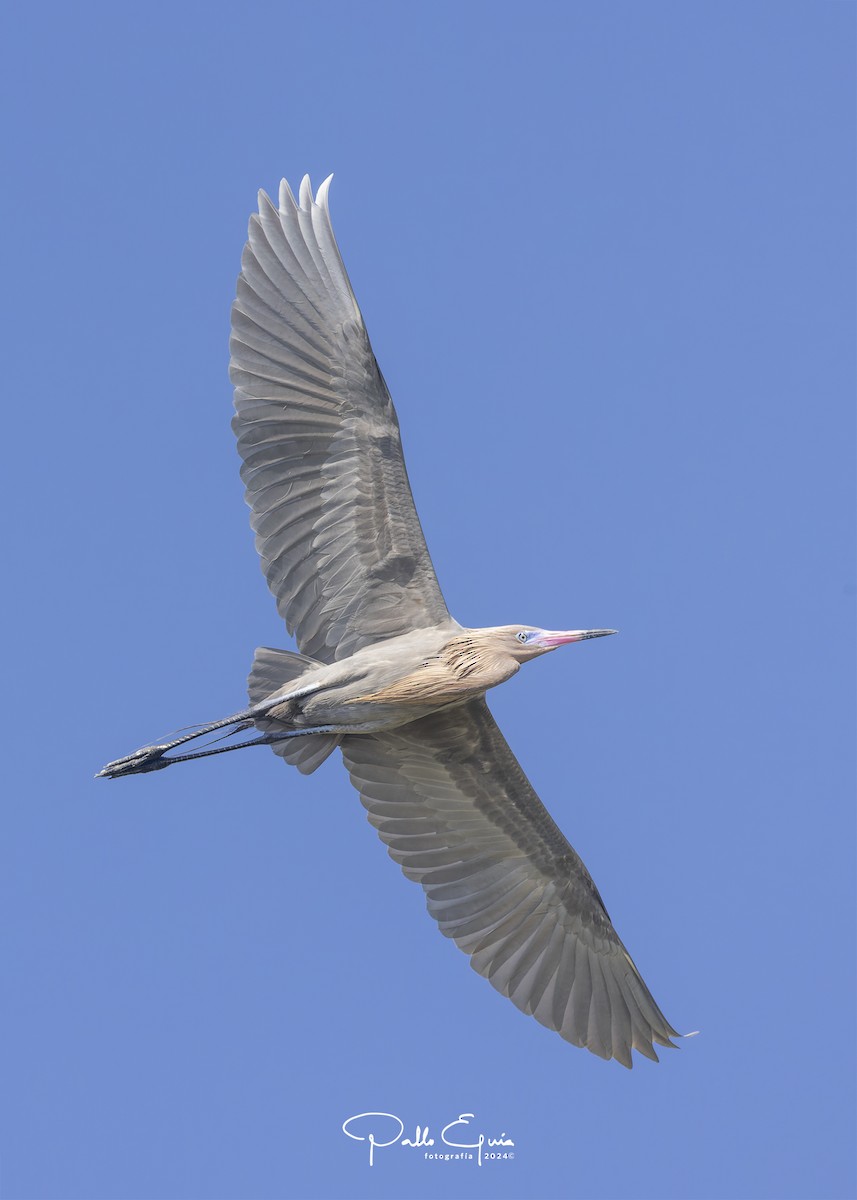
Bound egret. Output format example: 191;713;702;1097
98;176;680;1067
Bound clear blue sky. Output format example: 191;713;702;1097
2;3;854;1198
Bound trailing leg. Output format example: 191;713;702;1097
95;687;319;780
96;723;342;778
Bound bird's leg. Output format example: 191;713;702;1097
96;710;258;778
95;689;320;780
98;725;340;777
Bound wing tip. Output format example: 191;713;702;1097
278;177;298;214
270;173;334;215
298;174;313;210
316;173;334;212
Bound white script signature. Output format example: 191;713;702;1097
342;1112;515;1167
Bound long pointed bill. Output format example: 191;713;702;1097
534;629;618;649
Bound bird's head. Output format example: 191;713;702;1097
500;625;618;662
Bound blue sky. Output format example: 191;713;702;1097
2;3;854;1198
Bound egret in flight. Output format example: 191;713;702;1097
99;176;680;1067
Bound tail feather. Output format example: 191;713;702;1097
248;647;341;775
248;646;320;703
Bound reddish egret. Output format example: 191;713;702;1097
98;176;679;1067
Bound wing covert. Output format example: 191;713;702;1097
341;699;678;1067
230;176;451;662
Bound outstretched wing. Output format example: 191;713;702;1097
341;699;678;1067
230;176;452;663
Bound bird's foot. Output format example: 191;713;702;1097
95;745;173;779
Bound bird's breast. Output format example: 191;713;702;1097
344;639;519;709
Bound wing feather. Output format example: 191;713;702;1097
342;698;678;1067
231;176;452;662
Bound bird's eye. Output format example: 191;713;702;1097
517;631;529;643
